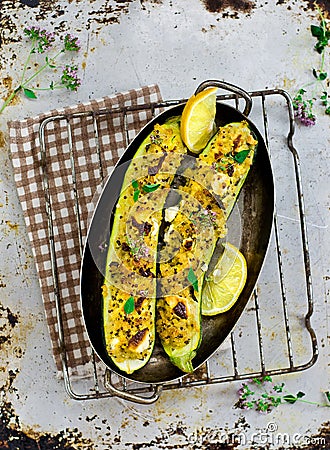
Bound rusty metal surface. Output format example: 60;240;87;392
0;0;329;448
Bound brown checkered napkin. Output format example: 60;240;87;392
8;85;163;378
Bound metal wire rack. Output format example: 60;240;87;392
39;89;318;403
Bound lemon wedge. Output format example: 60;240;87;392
201;242;247;315
180;86;217;153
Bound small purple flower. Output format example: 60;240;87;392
61;65;81;91
138;289;149;297
237;385;245;396
63;34;81;52
299;114;316;126
24;26;55;53
127;238;150;260
294;102;316;126
293;92;316;127
190;208;217;230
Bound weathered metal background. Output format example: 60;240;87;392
0;0;329;448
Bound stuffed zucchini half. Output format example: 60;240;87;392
155;120;257;373
102;117;186;374
197;121;257;216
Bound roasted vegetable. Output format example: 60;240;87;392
102;117;186;374
155;120;257;372
102;116;257;375
197;120;257;216
156;184;225;372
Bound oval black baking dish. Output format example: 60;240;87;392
80;80;275;385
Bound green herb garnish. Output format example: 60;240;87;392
187;268;198;292
132;180;140;202
233;149;250;164
124;296;135;315
282;391;305;404
23;88;38;99
235;376;330;413
292;6;330;125
127;236;150;260
0;27;81;115
132;180;139;189
311;21;330;54
142;183;160;193
133;190;140;202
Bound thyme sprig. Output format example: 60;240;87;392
127;236;150;260
189;208;217;229
235;376;330;413
293;6;330;126
0;27;81;114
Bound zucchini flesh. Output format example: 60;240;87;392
196;121;257;216
102;117;186;374
155;120;257;372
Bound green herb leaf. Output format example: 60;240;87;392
246;401;255;409
283;394;297;404
132;180;140;201
133;189;140;202
312;68;318;79
263;375;273;382
45;56;56;69
319;72;327;81
296;391;305;399
142;183;160;193
23;88;37;99
271;396;282;407
124;296;135;315
311;25;323;38
325;391;330;402
187;267;198;292
257;401;269;412
233;149;250;164
315;41;326;54
273;382;285;393
320;91;328;101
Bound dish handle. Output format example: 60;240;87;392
104;369;163;404
195;79;252;117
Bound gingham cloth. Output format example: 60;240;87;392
8;85;163;377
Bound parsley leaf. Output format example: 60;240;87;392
132;180;140;202
187;268;198;292
133;189;140;202
124;296;135;315
132;180;139;190
142;183;160;193
233;149;250;164
23;88;37;99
